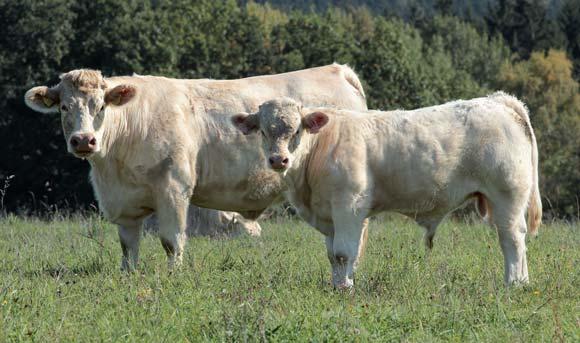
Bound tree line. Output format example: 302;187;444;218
0;0;578;218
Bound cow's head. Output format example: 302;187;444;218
24;69;136;158
232;97;329;172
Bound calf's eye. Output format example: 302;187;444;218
60;104;68;112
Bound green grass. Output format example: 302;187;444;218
0;214;578;342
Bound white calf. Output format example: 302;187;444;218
233;93;541;288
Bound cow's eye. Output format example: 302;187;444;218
295;128;300;135
60;104;68;112
261;131;266;138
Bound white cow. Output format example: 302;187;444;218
143;207;261;238
24;64;367;270
232;93;542;288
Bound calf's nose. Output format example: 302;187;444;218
70;133;97;153
268;155;289;170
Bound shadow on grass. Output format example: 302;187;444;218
25;259;105;279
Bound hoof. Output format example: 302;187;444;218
334;279;354;292
506;278;530;287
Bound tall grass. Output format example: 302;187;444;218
0;215;577;341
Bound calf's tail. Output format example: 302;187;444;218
527;125;542;236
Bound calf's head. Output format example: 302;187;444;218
24;69;136;158
232;98;329;172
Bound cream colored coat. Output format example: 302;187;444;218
233;93;541;288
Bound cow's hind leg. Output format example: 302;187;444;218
118;224;142;272
490;196;529;285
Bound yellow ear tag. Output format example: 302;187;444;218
42;97;54;108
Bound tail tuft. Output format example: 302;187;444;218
528;187;542;236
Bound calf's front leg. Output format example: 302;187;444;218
330;211;367;290
325;236;340;285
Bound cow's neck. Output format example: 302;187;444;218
283;133;320;198
96;105;153;164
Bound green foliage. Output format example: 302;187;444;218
0;0;578;218
270;10;360;71
0;0;74;91
0;0;92;216
559;0;580;78
422;15;512;89
247;1;289;35
357;18;486;109
0;216;578;340
486;0;565;58
174;0;269;78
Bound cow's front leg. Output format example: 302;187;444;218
118;223;142;272
331;211;367;290
156;192;190;270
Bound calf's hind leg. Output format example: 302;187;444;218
490;198;529;285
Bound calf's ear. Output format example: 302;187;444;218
24;86;60;114
303;111;329;134
105;84;136;106
231;113;259;135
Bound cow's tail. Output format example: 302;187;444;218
335;63;366;101
490;91;542;235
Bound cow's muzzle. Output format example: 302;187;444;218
70;133;97;157
268;155;289;171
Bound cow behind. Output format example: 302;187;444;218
143;207;261;238
233;93;542;289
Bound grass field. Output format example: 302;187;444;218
0;214;577;342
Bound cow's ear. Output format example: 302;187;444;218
231;113;259;135
105;84;136;106
302;111;329;134
24;86;60;114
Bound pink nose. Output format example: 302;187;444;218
268;156;289;170
70;133;97;153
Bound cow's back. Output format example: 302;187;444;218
189;64;367;114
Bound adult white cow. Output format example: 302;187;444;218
24;64;367;270
232;93;542;288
